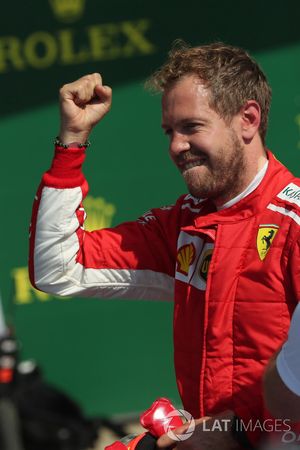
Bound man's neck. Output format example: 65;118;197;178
217;155;269;210
212;148;268;208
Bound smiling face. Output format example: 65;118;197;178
162;75;247;205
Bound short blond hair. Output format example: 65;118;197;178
146;41;272;144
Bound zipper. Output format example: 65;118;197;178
198;224;218;417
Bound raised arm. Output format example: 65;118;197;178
29;74;175;301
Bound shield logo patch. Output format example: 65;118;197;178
257;225;279;261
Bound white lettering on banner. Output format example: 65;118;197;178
278;182;300;207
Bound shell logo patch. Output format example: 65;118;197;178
257;224;279;261
199;248;213;281
176;232;214;290
176;243;196;275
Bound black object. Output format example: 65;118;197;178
135;433;157;450
12;363;98;450
0;299;99;450
0;335;24;450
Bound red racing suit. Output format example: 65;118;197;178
29;148;300;445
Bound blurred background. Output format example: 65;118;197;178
1;0;300;447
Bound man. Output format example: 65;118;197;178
29;42;300;449
264;303;300;422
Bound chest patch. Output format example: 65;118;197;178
198;248;213;281
256;224;279;261
277;182;300;207
176;231;214;290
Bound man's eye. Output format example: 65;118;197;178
185;123;197;129
183;123;203;133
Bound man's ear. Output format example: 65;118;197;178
240;100;261;141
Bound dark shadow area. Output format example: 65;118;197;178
1;0;300;118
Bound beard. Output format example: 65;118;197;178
179;129;246;203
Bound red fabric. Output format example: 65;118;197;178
43;147;87;188
172;153;300;445
29;149;300;446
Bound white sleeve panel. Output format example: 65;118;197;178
33;186;174;300
276;303;300;396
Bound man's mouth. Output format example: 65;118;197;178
179;159;206;172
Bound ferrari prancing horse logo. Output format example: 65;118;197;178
257;225;279;261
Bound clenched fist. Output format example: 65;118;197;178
58;73;112;145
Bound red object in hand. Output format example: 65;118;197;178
105;397;183;449
140;397;183;438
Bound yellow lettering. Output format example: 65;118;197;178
0;36;25;72
121;19;155;56
24;32;57;69
58;29;90;64
11;267;50;304
88;23;121;60
0;18;156;73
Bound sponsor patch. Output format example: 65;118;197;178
199;248;213;281
177;243;196;275
257;224;279;261
176;232;214;290
137;210;156;224
277;183;300;207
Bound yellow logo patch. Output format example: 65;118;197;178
257;225;279;261
199;249;213;281
177;243;196;275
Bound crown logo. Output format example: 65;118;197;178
49;0;86;23
83;196;116;231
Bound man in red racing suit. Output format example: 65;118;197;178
29;43;300;449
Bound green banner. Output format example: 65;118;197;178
1;0;300;416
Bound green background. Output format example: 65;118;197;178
1;0;300;418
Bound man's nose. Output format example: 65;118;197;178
169;132;190;158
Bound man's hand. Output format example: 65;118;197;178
59;73;112;144
156;411;241;450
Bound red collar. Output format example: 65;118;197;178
191;151;295;227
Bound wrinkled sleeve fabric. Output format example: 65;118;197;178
29;147;177;300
